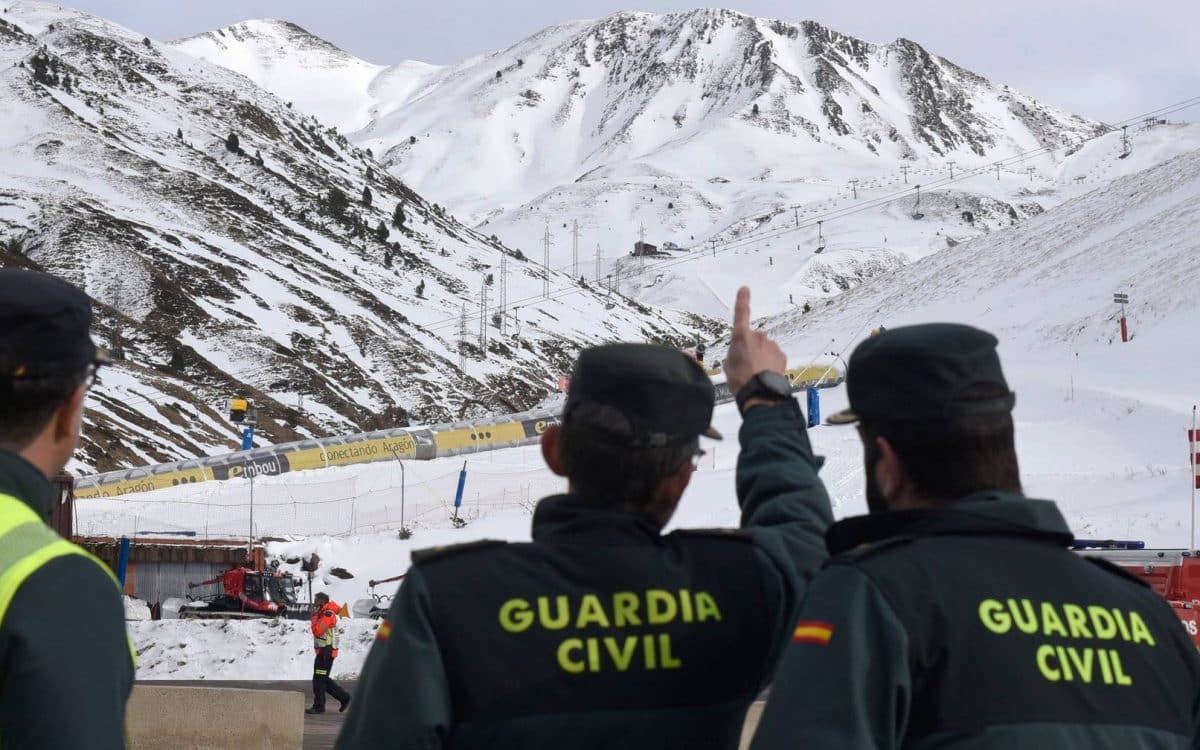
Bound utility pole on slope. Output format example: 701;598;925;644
900;165;910;184
499;252;508;336
542;224;552;298
639;223;647;270
1026;167;1036;182
479;276;488;353
995;163;1002;181
458;305;467;370
793;206;799;226
947;160;956;179
1121;125;1131;158
571;220;580;279
849;179;859;199
594;242;602;283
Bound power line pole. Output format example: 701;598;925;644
900;165;910;184
458;304;467;369
499;252;507;336
1026;167;1036;182
1121;125;1131;157
848;179;859;199
571;220;579;279
542;224;551;298
995;163;1001;181
947;160;956;179
594;242;601;283
793;206;799;226
638;223;646;270
479;276;488;354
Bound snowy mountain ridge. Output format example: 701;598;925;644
0;2;716;472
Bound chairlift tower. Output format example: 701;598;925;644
900;165;910;184
571;220;580;279
542;224;552;298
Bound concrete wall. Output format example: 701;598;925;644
127;685;304;750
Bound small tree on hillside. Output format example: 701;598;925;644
751;103;760;116
361;185;373;207
392;202;406;229
325;187;348;218
375;220;389;243
415;279;426;298
225;132;240;153
366;166;374;182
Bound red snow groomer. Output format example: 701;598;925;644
1074;540;1200;646
181;567;310;620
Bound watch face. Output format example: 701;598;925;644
761;371;792;397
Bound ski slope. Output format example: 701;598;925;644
123;143;1200;681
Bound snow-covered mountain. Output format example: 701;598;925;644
174;11;1123;318
0;2;717;472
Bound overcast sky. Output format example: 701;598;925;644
70;0;1198;123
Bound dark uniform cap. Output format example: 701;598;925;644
564;343;721;443
0;269;101;381
826;323;1015;426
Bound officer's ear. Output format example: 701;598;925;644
540;425;567;477
53;384;87;445
873;435;913;509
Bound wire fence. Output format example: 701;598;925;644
74;461;571;540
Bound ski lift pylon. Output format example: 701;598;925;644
815;220;826;254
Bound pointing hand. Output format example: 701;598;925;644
724;286;787;396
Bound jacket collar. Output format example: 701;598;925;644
826;490;1074;555
0;449;55;521
531;494;665;544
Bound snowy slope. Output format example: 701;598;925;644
0;3;717;472
121;149;1200;678
174;11;1128;320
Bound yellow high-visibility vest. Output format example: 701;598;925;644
0;493;136;665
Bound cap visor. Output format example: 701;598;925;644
702;426;723;441
825;409;859;426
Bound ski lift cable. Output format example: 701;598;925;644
417;95;1200;335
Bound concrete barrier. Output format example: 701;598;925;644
126;685;304;750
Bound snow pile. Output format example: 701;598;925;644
130;617;380;680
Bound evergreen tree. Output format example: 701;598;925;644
366;166;374;181
384;250;393;268
142;37;152;48
225;132;240;153
375;220;389;243
325;187;348;218
485;273;494;286
415;280;426;298
751;103;760;116
392;202;406;229
61;72;71;92
176;127;183;140
361;185;373;207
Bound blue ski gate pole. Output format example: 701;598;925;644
806;386;820;428
116;536;131;587
452;461;467;526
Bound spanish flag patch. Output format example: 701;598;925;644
792;621;834;645
376;620;393;643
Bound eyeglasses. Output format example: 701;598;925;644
82;359;106;390
690;449;707;469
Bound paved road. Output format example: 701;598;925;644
140;680;355;750
142;681;765;750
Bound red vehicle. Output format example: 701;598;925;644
181;567;309;620
1075;541;1200;645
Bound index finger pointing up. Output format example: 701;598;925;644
732;286;751;336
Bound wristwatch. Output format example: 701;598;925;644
735;371;792;413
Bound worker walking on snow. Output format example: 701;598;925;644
308;592;351;715
337;287;834;748
0;269;134;749
751;324;1200;749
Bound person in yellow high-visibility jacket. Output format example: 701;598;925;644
0;269;134;749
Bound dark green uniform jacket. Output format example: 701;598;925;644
337;399;834;749
0;450;134;749
752;492;1200;750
